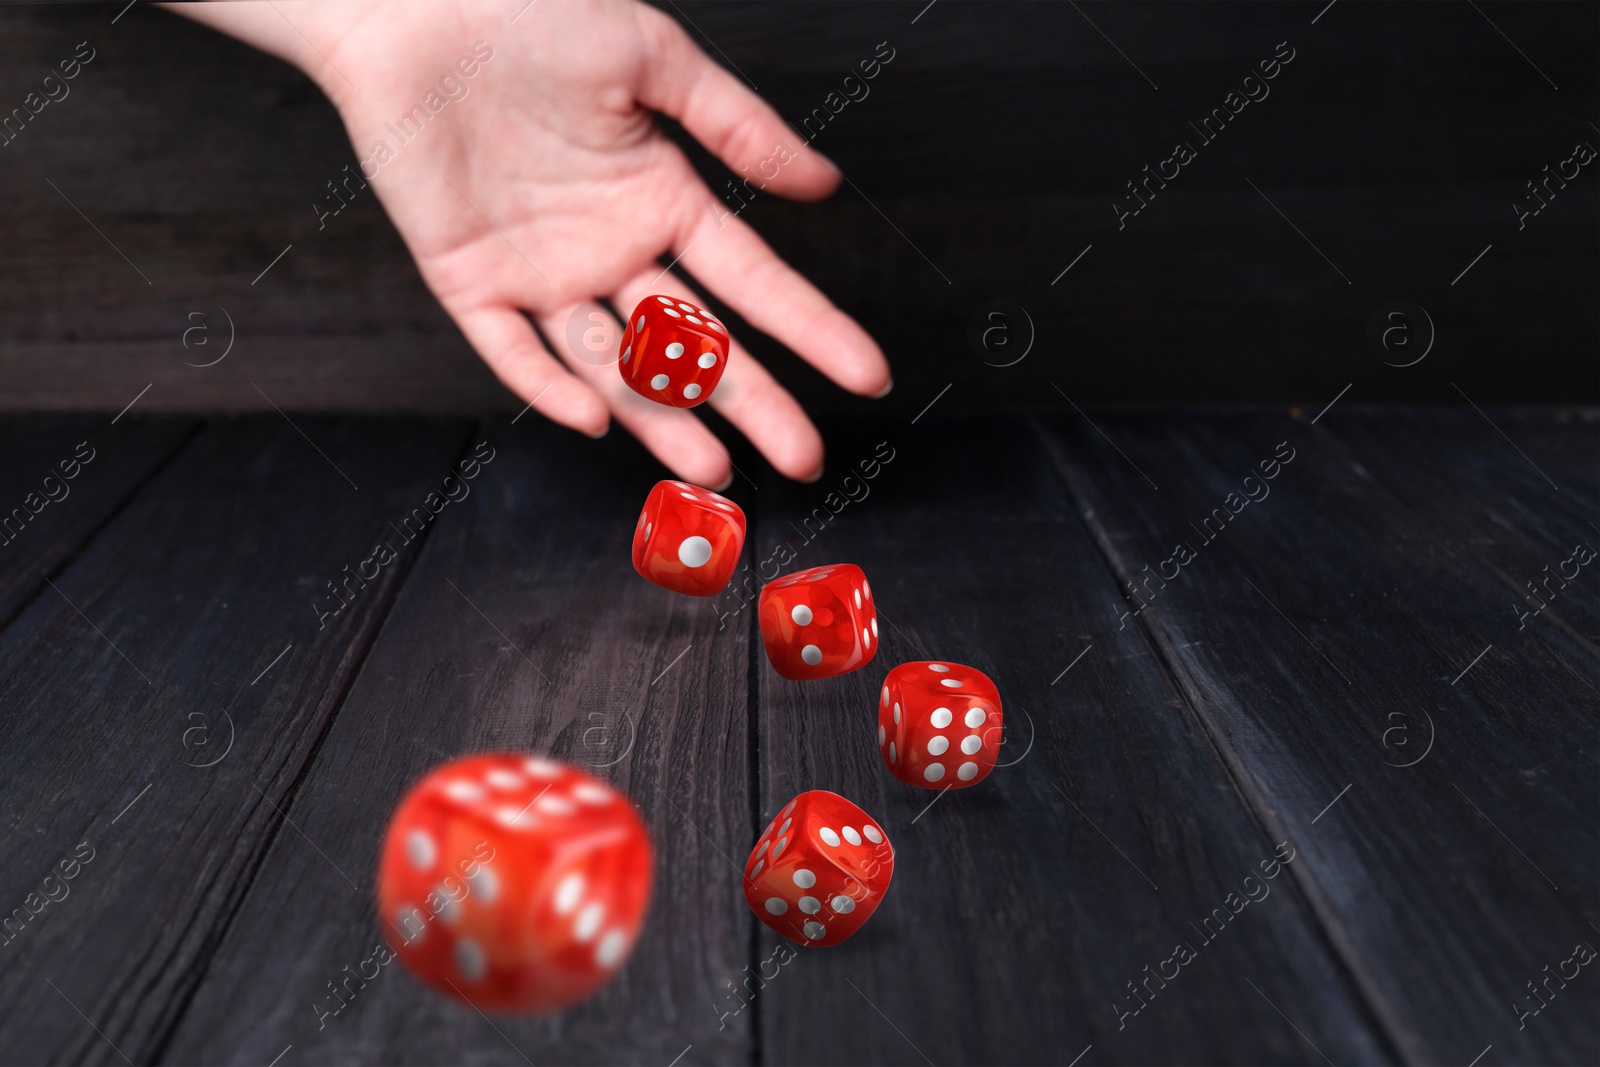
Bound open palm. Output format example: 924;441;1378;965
184;0;889;486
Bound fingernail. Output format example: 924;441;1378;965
801;464;824;484
713;473;735;492
586;423;610;439
871;378;894;399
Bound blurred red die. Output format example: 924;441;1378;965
377;754;653;1013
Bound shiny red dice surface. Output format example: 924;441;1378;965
879;661;1004;789
631;480;746;597
377;754;653;1014
757;564;878;679
743;790;893;946
618;294;730;408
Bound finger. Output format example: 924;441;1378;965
535;301;735;488
634;5;840;203
611;269;824;482
709;344;824;482
673;208;891;398
450;303;610;437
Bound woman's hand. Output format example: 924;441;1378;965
172;0;891;487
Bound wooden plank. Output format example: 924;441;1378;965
1326;408;1599;643
0;416;472;1065
159;419;756;1066
753;417;1397;1065
1036;407;1599;1065
0;414;196;625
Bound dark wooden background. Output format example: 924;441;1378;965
0;1;1596;419
0;407;1594;1067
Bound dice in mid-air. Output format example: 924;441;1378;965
631;480;746;597
879;661;1003;789
743;790;893;946
377;754;653;1013
618;294;729;408
757;564;878;679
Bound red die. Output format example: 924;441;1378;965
618;294;730;408
743;790;893;946
879;661;1003;789
757;564;878;680
632;480;746;597
377;754;653;1014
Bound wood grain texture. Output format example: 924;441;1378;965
158;419;757;1066
0;417;472;1066
0;2;1594;412
0;414;196;625
1035;407;1599;1065
750;418;1395;1065
0;409;1592;1065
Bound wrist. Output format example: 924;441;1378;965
159;1;377;110
279;2;387;112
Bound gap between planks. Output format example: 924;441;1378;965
1028;414;1411;1063
143;419;487;1064
0;420;205;638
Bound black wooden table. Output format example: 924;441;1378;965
0;408;1594;1066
